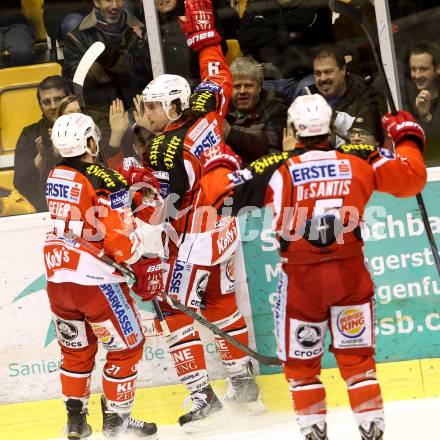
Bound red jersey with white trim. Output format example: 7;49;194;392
201;141;427;264
143;43;238;265
44;159;143;285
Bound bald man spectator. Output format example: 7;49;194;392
223;57;287;164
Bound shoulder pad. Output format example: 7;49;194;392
250;151;290;174
190;90;217;115
146;132;184;170
83;164;128;191
337;143;379;162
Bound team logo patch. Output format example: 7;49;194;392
379;148;395;159
194;81;222;94
196;273;209;299
337;307;366;339
56;319;78;340
296;324;322;349
109;189;129;210
225;258;235;283
229;169;253;185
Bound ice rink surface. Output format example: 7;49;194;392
50;397;440;439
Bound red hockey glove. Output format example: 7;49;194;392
178;0;221;51
130;256;164;301
117;165;160;193
382;110;425;152
200;144;242;174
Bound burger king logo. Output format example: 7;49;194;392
337;308;366;338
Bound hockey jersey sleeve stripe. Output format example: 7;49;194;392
371;157;391;170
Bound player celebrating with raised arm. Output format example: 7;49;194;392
199;95;427;440
123;0;264;432
44;113;160;439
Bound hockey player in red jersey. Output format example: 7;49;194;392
45;113;161;439
123;0;264;431
199;94;427;440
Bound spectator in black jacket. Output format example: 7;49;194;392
0;0;35;67
402;41;440;166
300;45;386;147
238;0;333;80
13;76;72;212
223;56;287;164
63;0;152;160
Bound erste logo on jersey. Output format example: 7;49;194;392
109;189;130;210
291;159;352;185
46;178;83;203
191;119;221;158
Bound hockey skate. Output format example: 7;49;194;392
101;395;158;438
304;422;328;440
65;398;92;440
359;420;384;440
222;362;266;414
178;384;223;433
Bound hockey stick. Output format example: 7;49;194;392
70;234;170;337
72;235;280;366
328;0;440;275
72;41;109;167
72;41;105;114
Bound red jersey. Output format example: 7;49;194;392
201;141;427;264
44;160;143;284
143;43;239;265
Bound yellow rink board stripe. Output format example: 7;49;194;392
1;358;440;440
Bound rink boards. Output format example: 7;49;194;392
0;168;439;439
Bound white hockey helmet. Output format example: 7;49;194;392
287;94;332;137
51;113;100;158
141;74;191;121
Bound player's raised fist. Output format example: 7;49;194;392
178;0;221;51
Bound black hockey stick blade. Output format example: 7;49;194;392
328;0;440;275
71;234;281;366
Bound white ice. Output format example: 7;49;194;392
51;397;440;439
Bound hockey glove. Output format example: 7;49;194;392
130;256;164;301
178;0;221;51
117;165;160;193
200;144;242;174
382;110;425;152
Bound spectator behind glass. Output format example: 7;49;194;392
402;41;440;166
56;94;131;168
223;56;287;164
13;76;72;212
63;0;152;162
347;114;382;147
155;0;239;88
238;0;333;102
0;0;35;67
300;45;386;147
43;1;92;43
